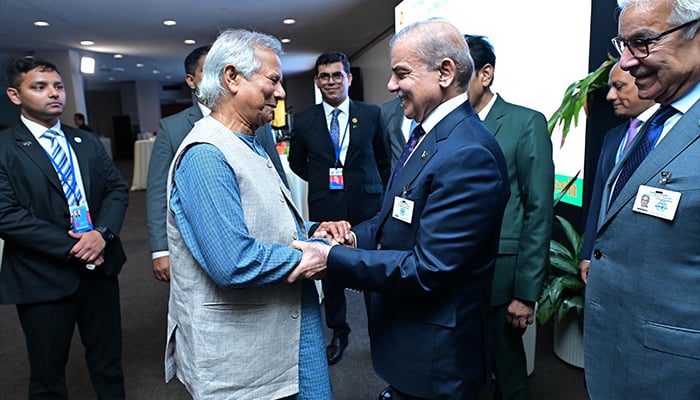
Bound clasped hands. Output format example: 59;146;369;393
68;229;106;268
286;220;354;283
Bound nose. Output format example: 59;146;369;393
618;48;639;71
387;75;398;92
275;83;286;100
606;88;616;102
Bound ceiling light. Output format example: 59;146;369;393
282;18;296;25
108;77;115;81
163;20;176;26
33;21;50;27
153;69;160;74
281;38;291;44
184;39;196;45
113;54;124;59
80;57;95;74
136;63;144;68
80;40;95;46
165;75;172;79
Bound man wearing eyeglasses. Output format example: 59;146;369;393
584;0;700;399
289;51;390;366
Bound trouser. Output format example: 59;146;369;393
17;271;124;400
322;276;350;338
491;303;530;400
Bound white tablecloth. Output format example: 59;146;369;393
131;138;155;191
280;154;308;220
100;137;112;159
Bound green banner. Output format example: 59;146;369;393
554;174;583;207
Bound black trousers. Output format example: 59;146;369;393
16;270;124;400
322;276;351;338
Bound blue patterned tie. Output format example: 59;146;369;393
329;108;341;149
43;129;82;206
609;106;677;206
391;124;425;181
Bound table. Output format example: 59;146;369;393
131;138;155;191
99;137;112;159
280;154;308;220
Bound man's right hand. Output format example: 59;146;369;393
579;260;590;284
153;256;170;282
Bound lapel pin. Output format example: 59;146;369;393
420;151;428;159
659;171;672;185
74;137;82;143
22;141;32;147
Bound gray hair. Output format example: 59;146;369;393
618;0;700;38
390;18;473;91
198;29;282;108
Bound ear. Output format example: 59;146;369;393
184;74;197;91
346;72;353;87
6;87;21;106
437;58;457;88
477;64;494;87
223;64;241;94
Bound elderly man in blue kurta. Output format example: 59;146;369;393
163;29;332;400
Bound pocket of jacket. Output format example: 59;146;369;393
644;321;700;360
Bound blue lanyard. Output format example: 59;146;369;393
332;117;350;164
44;133;81;205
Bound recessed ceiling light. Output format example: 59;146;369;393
80;57;95;74
153;69;160;74
281;38;291;44
113;54;124;59
33;21;50;27
165;75;172;79
108;77;115;81
80;40;95;46
184;39;196;45
282;18;296;25
163;20;176;26
136;63;144;68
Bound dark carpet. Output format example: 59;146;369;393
0;160;588;399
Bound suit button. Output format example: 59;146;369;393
291;309;299;319
292;233;298;240
376;244;382;250
593;249;602;260
267;160;273;169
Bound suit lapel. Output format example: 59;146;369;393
14;124;64;195
483;95;506;137
603;99;700;223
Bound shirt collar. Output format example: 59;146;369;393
636;103;660;123
420;92;469;134
669;80;700;116
477;93;499;121
322;97;350;119
197;101;211;117
21;114;62;140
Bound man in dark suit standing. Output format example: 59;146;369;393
465;35;553;400
147;46;287;282
584;1;700;398
290;19;510;399
381;96;409;169
289;51;390;365
0;56;129;398
579;61;656;283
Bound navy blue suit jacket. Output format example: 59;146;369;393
327;100;509;399
580;122;627;260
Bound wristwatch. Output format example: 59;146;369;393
95;226;116;241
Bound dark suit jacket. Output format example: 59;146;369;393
327;100;510;399
289;100;390;225
580;122;627;260
381;97;407;170
584;97;700;399
146;104;287;253
0;122;128;305
482;95;553;306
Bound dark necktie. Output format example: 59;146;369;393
609;106;677;206
391;124;425;181
43;129;82;206
329;108;341;149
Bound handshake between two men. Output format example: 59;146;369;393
287;221;355;283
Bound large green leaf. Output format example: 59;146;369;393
556;295;584;323
555;215;583;257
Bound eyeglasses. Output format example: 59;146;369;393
611;18;700;59
316;71;346;83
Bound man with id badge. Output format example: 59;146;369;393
289;51;390;365
583;1;700;398
0;56;129;398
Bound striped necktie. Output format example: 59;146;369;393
43;129;82;206
609;106;677;206
391;124;425;181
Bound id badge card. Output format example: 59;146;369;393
392;196;414;224
633;184;681;221
329;167;344;190
70;204;93;233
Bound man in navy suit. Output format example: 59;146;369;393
290;19;509;399
578;61;656;283
584;0;700;398
147;45;286;282
0;56;129;398
289;51;390;365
